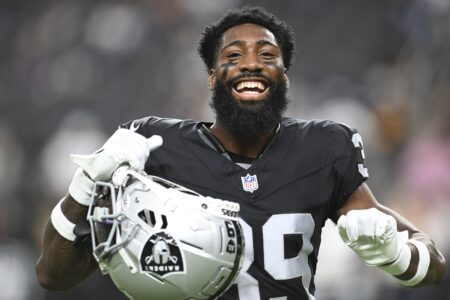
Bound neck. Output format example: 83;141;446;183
209;121;276;159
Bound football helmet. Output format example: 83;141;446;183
87;166;244;300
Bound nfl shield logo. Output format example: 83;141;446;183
241;173;259;193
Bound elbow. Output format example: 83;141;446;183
36;266;54;290
36;263;57;290
36;261;72;290
431;253;447;285
36;272;74;291
421;251;447;286
36;272;57;290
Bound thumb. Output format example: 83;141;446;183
70;151;115;181
70;152;101;171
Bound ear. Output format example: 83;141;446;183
284;69;290;89
208;69;215;90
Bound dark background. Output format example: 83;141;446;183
0;0;448;299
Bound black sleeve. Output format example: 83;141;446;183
119;116;174;137
330;124;369;219
119;116;185;139
118;118;150;136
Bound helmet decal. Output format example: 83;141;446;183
138;209;168;229
140;232;184;276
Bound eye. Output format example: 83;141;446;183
260;51;275;58
226;52;241;60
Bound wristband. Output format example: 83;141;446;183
397;239;430;286
68;168;95;206
51;198;76;241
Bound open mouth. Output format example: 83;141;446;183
232;78;269;100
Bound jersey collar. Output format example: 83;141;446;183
178;118;297;197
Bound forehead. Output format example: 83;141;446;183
220;23;279;48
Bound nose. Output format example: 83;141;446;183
239;52;263;73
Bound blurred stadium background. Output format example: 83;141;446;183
0;0;448;299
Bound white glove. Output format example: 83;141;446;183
337;208;408;267
70;129;163;181
68;129;163;206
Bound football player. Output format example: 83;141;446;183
36;6;446;300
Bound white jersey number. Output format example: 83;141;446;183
235;214;316;300
351;132;369;178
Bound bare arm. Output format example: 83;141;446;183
336;182;446;287
35;194;98;290
35;127;158;290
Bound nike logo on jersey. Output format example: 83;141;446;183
130;121;140;132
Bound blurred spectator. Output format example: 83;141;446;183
0;238;45;300
39;110;107;198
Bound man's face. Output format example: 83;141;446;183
209;23;289;136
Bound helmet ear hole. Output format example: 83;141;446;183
98;188;112;209
88;171;244;300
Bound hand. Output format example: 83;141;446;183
68;130;162;206
337;208;407;266
71;129;163;181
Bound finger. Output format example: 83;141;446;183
337;215;350;244
374;217;388;239
70;152;115;181
147;135;163;151
361;213;377;239
375;215;396;243
127;156;145;171
71;153;96;168
345;213;360;242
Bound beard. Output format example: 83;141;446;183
210;73;289;137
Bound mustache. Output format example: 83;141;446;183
225;71;272;87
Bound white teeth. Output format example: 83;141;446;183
236;81;265;92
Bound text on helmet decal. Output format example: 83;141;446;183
140;232;184;276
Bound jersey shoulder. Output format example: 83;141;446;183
120;116;197;138
283;118;359;159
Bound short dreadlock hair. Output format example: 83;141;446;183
198;6;295;72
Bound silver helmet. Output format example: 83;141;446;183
87;167;244;300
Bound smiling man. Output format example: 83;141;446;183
36;6;445;300
209;22;289;142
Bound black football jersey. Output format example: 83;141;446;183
120;116;368;300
